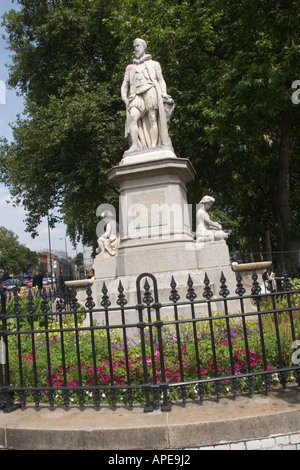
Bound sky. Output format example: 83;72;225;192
0;0;82;257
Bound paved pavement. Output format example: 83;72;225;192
0;385;299;450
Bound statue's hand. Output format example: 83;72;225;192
162;93;173;104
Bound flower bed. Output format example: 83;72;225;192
6;304;300;406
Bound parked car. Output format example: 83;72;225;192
2;279;20;291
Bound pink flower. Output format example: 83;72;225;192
68;380;79;387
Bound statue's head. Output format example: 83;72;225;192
100;210;114;219
200;195;215;207
133;38;147;58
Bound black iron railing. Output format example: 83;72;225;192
0;271;299;413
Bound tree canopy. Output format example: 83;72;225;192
0;0;299;264
0;226;38;277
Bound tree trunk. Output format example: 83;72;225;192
263;229;272;262
274;109;299;268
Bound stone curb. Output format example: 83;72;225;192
0;386;299;450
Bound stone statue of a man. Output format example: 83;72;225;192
121;38;174;153
196;196;228;243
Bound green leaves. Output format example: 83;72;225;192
0;0;299;255
1;0;125;245
0;226;38;275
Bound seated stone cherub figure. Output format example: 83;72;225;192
96;210;119;256
196;196;228;243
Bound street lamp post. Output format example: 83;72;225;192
59;237;69;280
47;217;54;289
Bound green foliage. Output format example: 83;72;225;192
6;287;52;329
259;278;300;312
108;0;300;254
0;0;123;245
0;0;299;253
0;226;38;276
257;279;300;362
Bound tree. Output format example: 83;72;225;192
108;0;300;263
74;252;84;277
0;0;299;263
0;226;38;277
195;0;300;265
0;0;123;246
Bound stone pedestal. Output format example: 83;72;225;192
95;148;196;280
107;148;195;246
92;241;238;327
91;148;246;328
